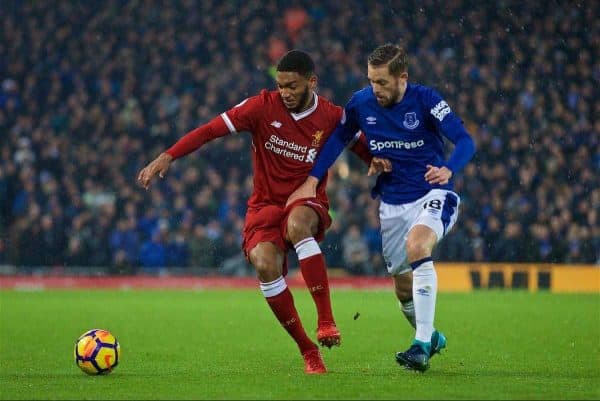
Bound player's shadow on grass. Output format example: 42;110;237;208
2;372;122;379
438;368;599;380
325;367;599;380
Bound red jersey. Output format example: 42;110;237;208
166;89;371;211
223;90;346;210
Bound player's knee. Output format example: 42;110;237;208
286;221;306;244
249;248;281;281
286;213;316;244
406;240;432;261
252;256;280;281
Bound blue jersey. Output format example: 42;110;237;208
311;83;475;204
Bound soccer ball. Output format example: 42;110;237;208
74;329;120;375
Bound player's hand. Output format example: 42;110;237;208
367;157;392;176
424;164;453;185
137;152;173;190
286;176;319;207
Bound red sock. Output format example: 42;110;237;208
265;287;316;354
296;243;334;325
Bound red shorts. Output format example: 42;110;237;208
242;198;332;275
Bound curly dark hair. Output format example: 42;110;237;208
276;49;315;78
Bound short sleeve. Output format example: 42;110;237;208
221;90;268;133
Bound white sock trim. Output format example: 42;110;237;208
400;299;414;312
260;276;287;298
294;237;321;260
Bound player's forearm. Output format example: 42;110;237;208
165;116;230;160
445;134;476;174
310;128;350;181
347;132;373;166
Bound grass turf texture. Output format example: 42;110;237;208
0;289;598;400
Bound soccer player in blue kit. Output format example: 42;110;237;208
287;43;476;372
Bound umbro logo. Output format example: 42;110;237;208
270;121;282;128
366;116;377;125
416;286;431;296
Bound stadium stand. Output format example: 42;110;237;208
0;0;597;275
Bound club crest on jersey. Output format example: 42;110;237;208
403;112;420;129
312;130;324;147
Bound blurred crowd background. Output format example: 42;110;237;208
1;0;598;276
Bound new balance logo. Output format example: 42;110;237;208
270;120;282;128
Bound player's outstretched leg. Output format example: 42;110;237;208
294;237;340;348
287;205;340;349
396;256;438;372
398;298;446;357
261;276;326;374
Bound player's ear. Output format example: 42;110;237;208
308;74;317;89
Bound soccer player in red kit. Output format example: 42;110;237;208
137;50;379;374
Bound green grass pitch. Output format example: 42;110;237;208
1;289;598;400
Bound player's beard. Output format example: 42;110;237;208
289;85;312;113
379;87;401;107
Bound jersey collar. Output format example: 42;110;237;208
396;83;412;106
290;92;318;121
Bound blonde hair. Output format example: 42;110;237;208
368;43;408;76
